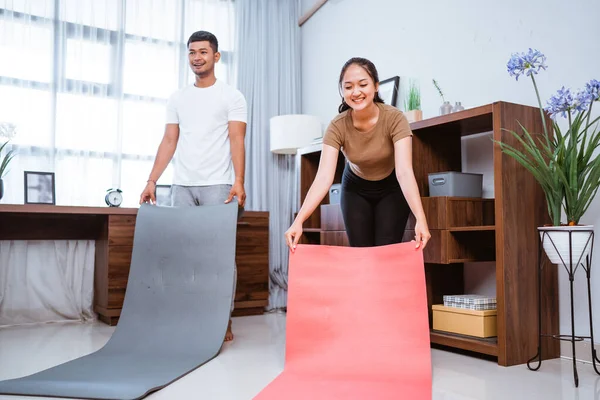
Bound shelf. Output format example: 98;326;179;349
410;104;494;137
430;330;498;356
303;228;322;233
449;225;496;232
447;258;495;264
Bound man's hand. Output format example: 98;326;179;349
225;180;246;207
139;182;156;205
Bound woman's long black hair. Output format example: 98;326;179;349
338;57;385;113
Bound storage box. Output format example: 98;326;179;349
428;172;483;198
329;184;341;204
432;304;497;338
443;294;496;310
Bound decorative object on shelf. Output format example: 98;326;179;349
495;48;600;265
105;188;123;207
270;114;322;155
453;102;465;112
496;48;600;387
403;79;422;123
0;122;17;201
440;101;453;115
378;76;400;108
24;171;55;205
155;185;172;206
432;78;452;115
443;294;497;310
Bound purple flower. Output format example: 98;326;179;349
583;79;600;102
544;87;585;119
507;48;547;81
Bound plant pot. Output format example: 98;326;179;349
538;225;594;266
404;110;423;123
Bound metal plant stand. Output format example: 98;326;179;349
527;227;598;387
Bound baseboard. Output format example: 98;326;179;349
560;339;600;364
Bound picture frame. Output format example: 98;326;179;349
24;171;56;205
379;76;400;107
155;184;172;207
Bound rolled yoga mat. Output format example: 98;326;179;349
254;242;432;400
0;202;239;400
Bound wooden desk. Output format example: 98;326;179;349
0;204;270;325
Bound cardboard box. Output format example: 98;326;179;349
432;304;497;338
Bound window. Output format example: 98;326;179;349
0;0;235;206
123;39;179;99
0;19;53;83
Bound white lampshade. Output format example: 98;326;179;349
270;114;322;154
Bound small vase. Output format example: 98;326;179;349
0;178;3;201
404;109;423;123
440;101;453;115
453;102;465;112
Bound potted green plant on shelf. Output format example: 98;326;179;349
404;79;422;123
0;122;17;201
496;48;600;265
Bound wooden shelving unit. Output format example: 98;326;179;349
296;101;559;367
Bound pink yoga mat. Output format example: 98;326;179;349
254;242;432;400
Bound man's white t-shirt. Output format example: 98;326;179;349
165;79;247;186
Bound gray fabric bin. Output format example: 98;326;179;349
329;184;341;204
428;172;483;197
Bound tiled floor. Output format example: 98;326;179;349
0;313;598;399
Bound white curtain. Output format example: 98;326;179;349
0;240;95;326
235;0;301;310
0;0;235;325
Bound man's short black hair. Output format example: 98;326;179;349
187;31;218;53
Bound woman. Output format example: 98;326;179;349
284;57;431;252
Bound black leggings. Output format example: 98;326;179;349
340;164;411;247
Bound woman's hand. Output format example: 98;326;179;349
414;219;431;249
284;222;303;253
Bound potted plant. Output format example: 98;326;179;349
404;79;422;123
496;48;600;265
0;122;17;201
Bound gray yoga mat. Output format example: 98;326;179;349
0;202;239;400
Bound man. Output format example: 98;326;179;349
139;30;247;342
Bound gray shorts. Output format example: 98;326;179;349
171;184;244;219
171;184;239;314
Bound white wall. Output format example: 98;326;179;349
301;0;600;348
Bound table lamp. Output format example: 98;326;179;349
270;114;322;155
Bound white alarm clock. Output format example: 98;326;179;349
105;188;123;207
